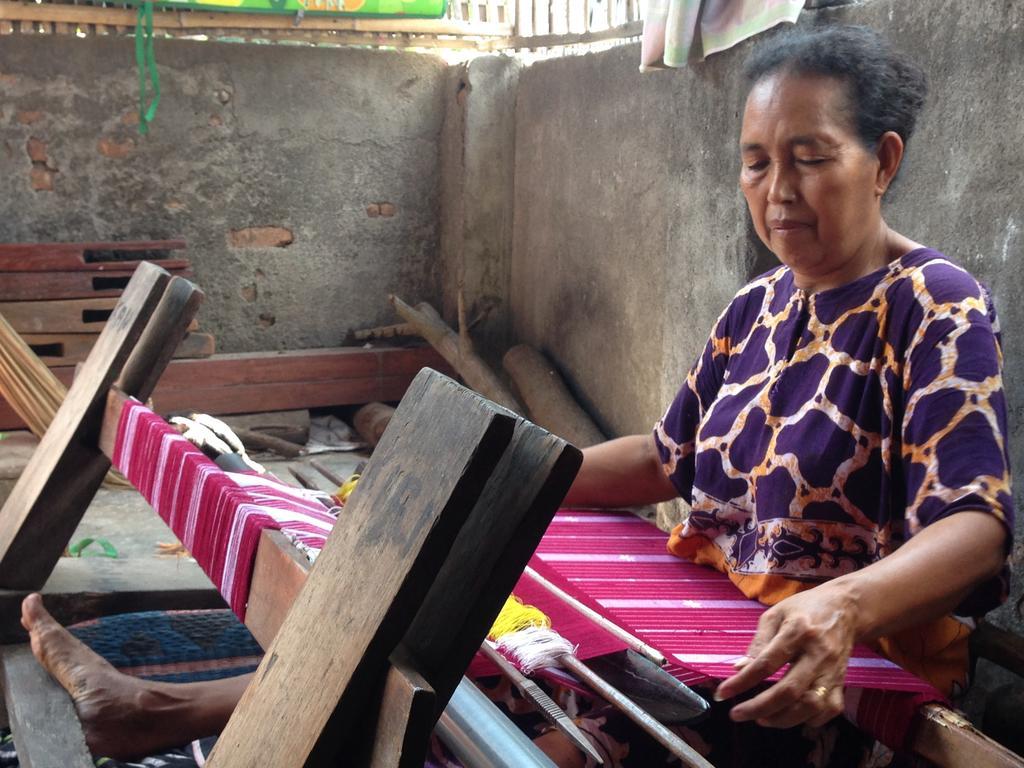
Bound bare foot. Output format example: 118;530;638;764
21;593;184;760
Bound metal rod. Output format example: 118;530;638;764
524;565;667;666
479;642;604;764
309;458;345;487
560;655;713;768
435;677;559;768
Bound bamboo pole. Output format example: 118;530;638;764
0;313;128;487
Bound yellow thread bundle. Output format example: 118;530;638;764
488;594;551;641
336;473;361;504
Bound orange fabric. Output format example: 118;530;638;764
667;525;969;695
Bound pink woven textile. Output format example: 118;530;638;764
112;399;336;618
111;404;943;749
526;509;947;748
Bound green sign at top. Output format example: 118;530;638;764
136;0;446;19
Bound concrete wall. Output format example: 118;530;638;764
440;56;520;367
0;36;448;352
508;0;1024;647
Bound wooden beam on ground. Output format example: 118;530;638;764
0;265;199;589
0;556;224;643
0;267;193;301
0;645;93;768
207;370;515;767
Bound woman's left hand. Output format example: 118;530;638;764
713;581;859;729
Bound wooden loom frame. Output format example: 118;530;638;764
0;262;583;766
0;261;1020;767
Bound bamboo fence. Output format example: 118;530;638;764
0;0;643;51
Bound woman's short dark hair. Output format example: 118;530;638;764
744;25;928;149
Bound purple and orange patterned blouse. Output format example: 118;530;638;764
652;248;1014;692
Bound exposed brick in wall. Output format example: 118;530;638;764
228;226;294;248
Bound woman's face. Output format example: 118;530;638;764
739;72;887;285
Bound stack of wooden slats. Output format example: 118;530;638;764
0;240;213;367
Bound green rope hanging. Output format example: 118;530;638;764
135;2;160;134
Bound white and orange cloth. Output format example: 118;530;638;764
640;0;804;71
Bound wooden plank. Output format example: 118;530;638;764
909;703;1024;768
0;2;513;35
0;267;193;301
41;346;445;389
20;331;211;366
175;332;215;359
0;256;190;273
0;347;451;429
0;264;195;589
241;420;580;765
245;530;309;648
147;346;448;388
246;538;437;768
368;653;437;768
207;370;515;768
148;375;417;415
0;239;186;255
0;645;93;767
0;556;224;643
21;333;101;365
403;420;580;717
0;298;119;333
0;239;186;271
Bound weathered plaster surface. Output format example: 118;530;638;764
0;36;448;351
508;0;1024;657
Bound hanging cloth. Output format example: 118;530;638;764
640;0;805;71
135;2;161;134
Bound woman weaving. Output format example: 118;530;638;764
17;24;1013;768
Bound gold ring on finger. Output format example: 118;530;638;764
813;685;829;699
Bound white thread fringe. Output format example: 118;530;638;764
494;627;576;674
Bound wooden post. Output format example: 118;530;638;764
206;370;516;767
0;646;93;768
0;264;200;589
